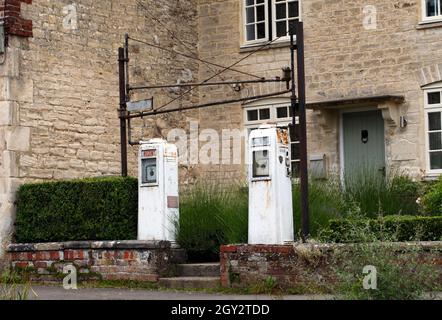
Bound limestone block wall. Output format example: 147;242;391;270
0;0;199;257
196;0;292;184
196;0;442;181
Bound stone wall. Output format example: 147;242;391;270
0;0;199;257
7;240;186;282
196;0;442;181
220;242;442;291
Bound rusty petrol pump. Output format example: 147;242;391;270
248;126;294;245
138;139;179;242
119;21;310;244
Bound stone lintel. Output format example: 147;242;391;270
308;95;405;127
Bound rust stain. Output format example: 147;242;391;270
277;128;289;145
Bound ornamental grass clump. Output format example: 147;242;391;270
342;167;422;218
0;270;36;301
177;182;248;261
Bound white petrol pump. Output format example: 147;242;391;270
138;139;179;242
248;125;294;245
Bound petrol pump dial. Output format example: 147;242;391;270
145;159;157;184
253;150;270;178
141;149;158;185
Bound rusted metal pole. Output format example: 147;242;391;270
118;47;128;177
295;21;310;241
128;77;284;91
123;90;291;120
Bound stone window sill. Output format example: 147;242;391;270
422;174;441;182
416;20;442;30
239;40;291;53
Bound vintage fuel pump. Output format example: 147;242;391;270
138;139;179;242
248;125;294;245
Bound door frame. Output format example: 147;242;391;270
339;107;388;183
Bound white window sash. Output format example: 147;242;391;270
421;0;442;23
243;0;270;46
424;86;442;174
242;0;302;45
271;0;301;41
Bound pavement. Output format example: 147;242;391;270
23;285;334;300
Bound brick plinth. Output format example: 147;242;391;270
220;242;442;290
7;241;186;283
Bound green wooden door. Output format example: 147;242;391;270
343;110;386;179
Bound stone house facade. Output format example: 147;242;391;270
1;0;442;256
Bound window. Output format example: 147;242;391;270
243;0;301;45
424;85;442;174
422;0;442;22
244;0;268;43
244;103;300;177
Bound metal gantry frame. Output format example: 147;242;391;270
117;21;310;240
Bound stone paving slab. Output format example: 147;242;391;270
25;286;334;301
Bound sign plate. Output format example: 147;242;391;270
167;196;179;209
127;99;153;112
142;149;157;158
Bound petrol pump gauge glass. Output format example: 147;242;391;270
142;158;157;184
252;136;270;147
253;150;270;178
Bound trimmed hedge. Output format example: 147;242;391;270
325;215;442;243
14;177;138;243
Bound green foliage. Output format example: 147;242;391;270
323;215;442;243
329;216;441;300
421;176;442;216
293;177;344;237
15;177;138;243
249;276;281;295
177;183;248;261
342;168;422;218
293;171;423;238
12;171;431;257
0;270;36;300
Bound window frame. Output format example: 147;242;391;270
424;84;442;175
421;0;442;23
241;0;301;47
242;0;270;46
271;0;301;42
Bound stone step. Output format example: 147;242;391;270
159;277;220;290
176;263;220;277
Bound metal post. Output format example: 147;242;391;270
295;21;310;241
118;47;128;177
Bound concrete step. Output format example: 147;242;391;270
176;263;220;277
159;277;220;290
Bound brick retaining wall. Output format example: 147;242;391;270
7;241;186;282
220;242;442;291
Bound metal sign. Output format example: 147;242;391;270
127;98;153;112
